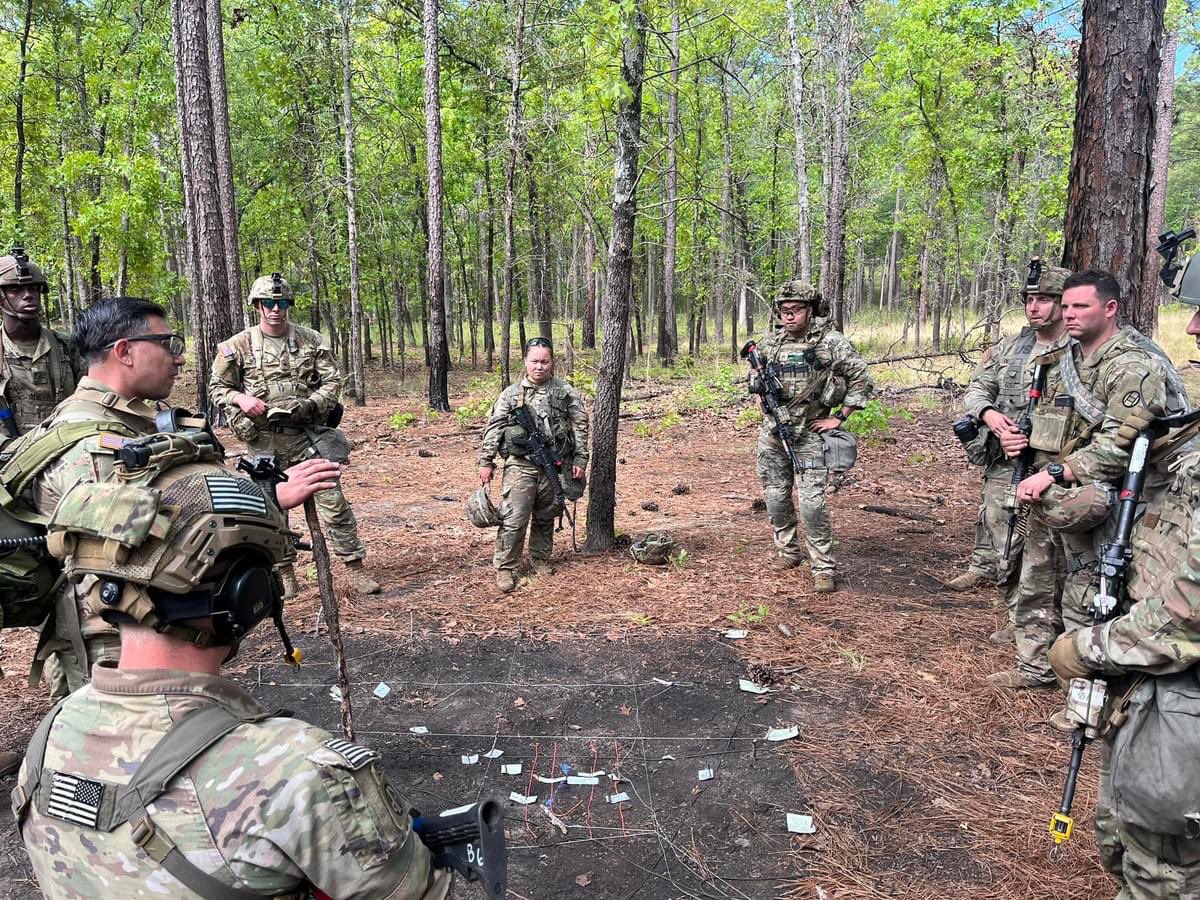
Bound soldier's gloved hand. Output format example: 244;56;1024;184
1049;634;1092;681
1115;403;1165;451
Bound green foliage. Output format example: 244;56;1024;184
389;411;417;430
735;406;763;429
672;547;690;570
840;400;915;440
454;396;492;429
727;603;770;626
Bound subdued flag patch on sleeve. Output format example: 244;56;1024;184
218;342;234;359
47;772;104;828
204;475;268;516
323;738;378;770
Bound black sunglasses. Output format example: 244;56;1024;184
260;299;292;310
525;337;553;351
103;333;186;356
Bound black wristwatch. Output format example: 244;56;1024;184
834;409;850;422
1046;463;1068;487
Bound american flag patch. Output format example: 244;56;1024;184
47;772;104;828
204;475;268;516
323;738;378;769
218;342;234;358
97;434;128;451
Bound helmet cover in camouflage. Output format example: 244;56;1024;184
775;279;821;308
248;272;294;304
47;459;291;639
1171;251;1200;307
1038;482;1117;533
0;248;49;320
1022;258;1070;298
466;485;502;527
630;532;674;565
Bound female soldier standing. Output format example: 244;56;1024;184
478;338;589;593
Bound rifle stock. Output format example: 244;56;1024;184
413;799;507;899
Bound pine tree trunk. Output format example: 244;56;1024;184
206;0;244;328
583;0;646;554
719;57;734;358
1140;27;1176;333
657;6;680;365
784;0;812;281
501;0;527;385
823;0;855;330
13;0;33;231
423;0;450;409
526;152;552;339
481;120;496;369
339;0;367;404
1062;0;1166;333
583;218;597;349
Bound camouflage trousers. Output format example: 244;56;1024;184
1012;507;1094;683
494;460;559;572
968;461;1024;617
756;429;834;574
250;429;366;561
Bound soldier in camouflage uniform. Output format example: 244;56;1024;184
209;273;380;597
1049;250;1200;898
26;298;187;711
479;337;589;593
0;248;80;440
954;263;1071;646
14;439;446;898
750;280;872;594
989;271;1169;698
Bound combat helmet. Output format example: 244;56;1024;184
0;247;49;320
466;486;502;527
248;272;294;305
1022;258;1070;298
774;279;829;317
629;532;674;565
1160;227;1200;306
46;432;299;660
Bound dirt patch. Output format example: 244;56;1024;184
0;375;1116;899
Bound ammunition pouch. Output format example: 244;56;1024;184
1029;402;1071;454
304;425;352;465
821;428;858;474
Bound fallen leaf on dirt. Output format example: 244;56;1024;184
917;671;939;684
618;705;633;716
575;873;593;887
513;697;526;708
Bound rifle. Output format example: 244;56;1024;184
0;396;18;439
740;340;803;473
508;403;579;549
1004;363;1048;559
413;799;508;899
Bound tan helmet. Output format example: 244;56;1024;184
46;436;298;657
630;532;674;565
1022;258;1070;298
248;272;294;305
0;247;49;320
774;279;829;318
466;486;502;528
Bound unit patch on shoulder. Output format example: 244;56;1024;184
322;738;379;770
1122;391;1142;409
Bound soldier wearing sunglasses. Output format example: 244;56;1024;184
209;274;381;597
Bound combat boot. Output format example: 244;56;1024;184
988;626;1014;645
530;559;554;576
496;570;516;593
279;564;299;600
946;571;985;591
986;669;1055;690
771;555;803;571
0;750;21;778
345;560;381;596
813;572;836;593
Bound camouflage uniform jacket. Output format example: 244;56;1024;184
17;663;448;899
479;376;589;469
1028;331;1168;485
209;324;342;438
752;320;872;441
962;328;1070;422
22;377;161;646
1073;448;1200;675
0;326;81;434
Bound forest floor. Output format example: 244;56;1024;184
0;362;1119;899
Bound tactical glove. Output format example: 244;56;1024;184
1115;403;1165;451
1049;633;1092;681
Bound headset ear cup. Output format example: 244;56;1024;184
214;553;276;642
